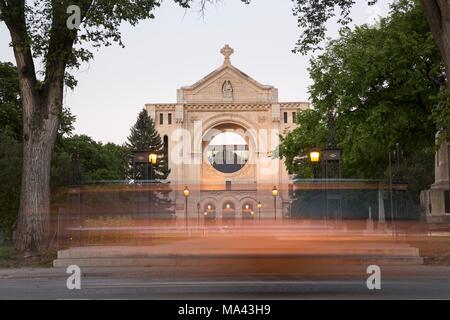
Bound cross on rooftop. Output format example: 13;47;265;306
220;44;234;64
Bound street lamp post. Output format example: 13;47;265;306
272;186;278;221
197;202;200;227
389;143;402;236
309;147;321;178
389;150;394;225
148;153;157;181
203;210;208;234
148;153;157;216
257;202;262;221
183;186;189;232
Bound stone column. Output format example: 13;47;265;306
426;134;450;222
173;103;186;219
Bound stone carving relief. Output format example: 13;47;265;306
222;80;233;99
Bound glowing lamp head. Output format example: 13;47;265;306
272;186;278;197
183;186;190;197
226;204;230;209
251;211;254;215
207;205;212;210
257;202;262;209
245;205;249;210
149;153;157;165
309;148;321;163
204;211;208;216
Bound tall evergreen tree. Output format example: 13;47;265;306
126;109;174;218
127;109;170;181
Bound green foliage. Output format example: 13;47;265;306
127;109;170;181
58;108;77;138
0;131;130;237
292;0;374;54
0;133;22;240
0;62;22;240
280;0;441;199
53;135;130;185
0;61;130;237
431;90;450;140
0;62;21;140
6;0;163;88
126;109;174;216
280;110;327;177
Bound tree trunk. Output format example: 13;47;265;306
2;5;72;253
15;84;62;252
2;0;76;252
11;34;64;252
420;0;450;89
16;122;54;252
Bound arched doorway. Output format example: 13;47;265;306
201;200;217;227
222;201;236;220
241;200;256;220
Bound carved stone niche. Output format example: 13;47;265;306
222;80;233;102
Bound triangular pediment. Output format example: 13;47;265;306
178;46;278;104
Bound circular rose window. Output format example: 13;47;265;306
206;132;249;174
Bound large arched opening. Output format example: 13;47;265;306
201;122;256;185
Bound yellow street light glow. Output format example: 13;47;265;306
309;148;321;163
204;211;208;216
149;153;157;165
245;205;249;210
251;211;254;215
183;186;190;197
257;202;262;209
208;205;212;210
226;204;230;209
272;186;278;197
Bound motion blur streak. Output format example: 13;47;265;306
50;183;450;278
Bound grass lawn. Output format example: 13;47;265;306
0;243;56;268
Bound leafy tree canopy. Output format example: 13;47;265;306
53;134;130;184
280;0;443;198
0;62;21;140
292;0;379;54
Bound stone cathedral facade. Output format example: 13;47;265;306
145;45;309;219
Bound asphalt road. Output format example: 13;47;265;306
1;276;450;299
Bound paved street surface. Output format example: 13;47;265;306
1;266;450;299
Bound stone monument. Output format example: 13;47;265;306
421;133;450;222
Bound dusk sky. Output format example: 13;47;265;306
0;0;393;144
